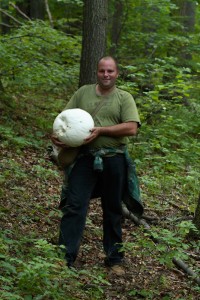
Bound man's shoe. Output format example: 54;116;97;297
110;264;125;276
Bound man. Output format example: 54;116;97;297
52;56;141;274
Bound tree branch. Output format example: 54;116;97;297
44;0;54;28
9;2;31;21
1;34;53;44
122;205;200;285
0;22;17;28
0;8;23;25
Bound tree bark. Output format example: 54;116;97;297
0;2;10;34
109;0;123;57
193;194;200;230
79;0;108;87
30;0;45;20
18;0;45;20
44;0;54;28
142;4;159;57
18;0;30;18
189;193;200;238
178;0;195;60
179;0;195;32
0;78;5;93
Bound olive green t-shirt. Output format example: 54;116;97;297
64;84;141;149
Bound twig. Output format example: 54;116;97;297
122;206;151;229
168;199;190;213
122;205;200;285
141;214;160;222
143;215;194;223
173;258;200;285
0;8;23;25
0;22;17;28
44;0;54;28
10;2;31;21
1;34;53;43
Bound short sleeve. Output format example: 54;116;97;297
63;85;86;110
63;92;78;110
120;92;141;126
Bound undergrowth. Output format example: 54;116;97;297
0;90;200;299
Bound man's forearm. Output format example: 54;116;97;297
98;121;138;137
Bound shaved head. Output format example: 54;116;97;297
97;56;119;71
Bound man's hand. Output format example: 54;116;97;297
51;135;69;148
83;122;138;144
84;127;101;144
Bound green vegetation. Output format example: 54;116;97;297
1;1;200;299
0;20;81;93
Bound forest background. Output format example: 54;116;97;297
0;0;200;299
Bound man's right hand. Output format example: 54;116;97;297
51;135;69;148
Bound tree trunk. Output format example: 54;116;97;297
109;0;123;57
190;193;200;238
79;0;108;87
0;78;5;93
194;194;200;229
178;0;195;60
142;5;159;57
30;0;45;20
18;0;45;20
179;0;195;31
1;2;10;34
18;1;30;18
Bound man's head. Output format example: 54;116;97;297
97;56;119;91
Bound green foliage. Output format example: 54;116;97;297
0;232;109;300
0;158;27;185
120;55;200;212
108;0;200;67
122;221;200;275
0;124;43;149
0;91;67;151
0;1;200;298
0;20;81;93
128;288;156;299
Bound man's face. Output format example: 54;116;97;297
97;58;119;90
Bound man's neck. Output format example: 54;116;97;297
96;84;116;96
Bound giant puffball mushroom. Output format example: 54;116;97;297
53;108;94;147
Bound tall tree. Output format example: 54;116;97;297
0;1;10;34
79;0;108;87
190;193;200;238
177;0;196;60
30;0;45;20
109;0;124;57
17;0;45;20
179;0;195;30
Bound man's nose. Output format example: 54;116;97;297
104;71;109;76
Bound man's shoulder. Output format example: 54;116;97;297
115;87;133;99
74;84;95;97
78;84;95;91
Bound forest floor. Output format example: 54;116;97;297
1;93;200;299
